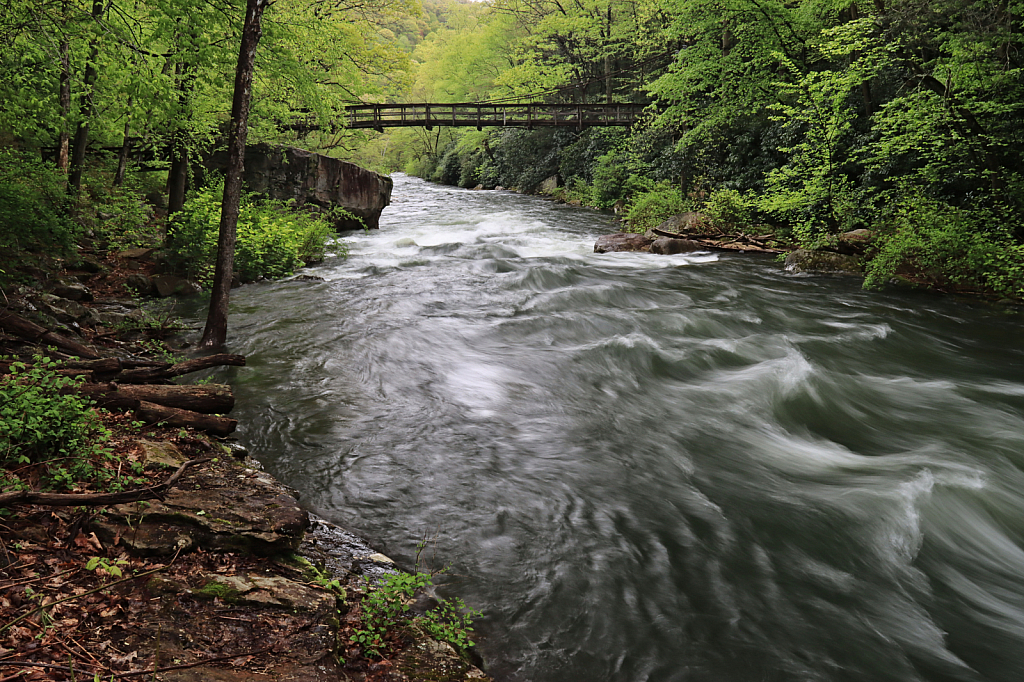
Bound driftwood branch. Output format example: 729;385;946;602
0;457;211;508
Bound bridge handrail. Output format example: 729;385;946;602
345;102;646;129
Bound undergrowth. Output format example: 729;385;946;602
0;356;145;493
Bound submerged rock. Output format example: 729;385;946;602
594;232;654;253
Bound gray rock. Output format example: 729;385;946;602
118;247;156;260
651;237;702;255
69;254;107;274
655;212;707;233
198;573;336;614
538;175;559;194
125;273;155;296
90;460;310;557
51;282;93;301
204;143;392;230
837;228;875;255
784;249;862;275
594;232;655;253
34;294;90;325
152;275;200;297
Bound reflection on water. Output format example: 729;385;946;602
210;174;1024;682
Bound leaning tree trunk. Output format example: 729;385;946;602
199;0;267;349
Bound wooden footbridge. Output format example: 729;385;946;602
345;102;644;131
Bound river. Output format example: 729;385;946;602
215;173;1024;682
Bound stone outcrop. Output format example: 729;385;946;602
90;445;309;556
594;232;655;253
204;143;393;230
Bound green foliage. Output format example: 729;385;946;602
82;169;159;250
626;182;687;233
85;556;129;578
167;180;338;286
0;356;139;492
353;570;480;659
0;357;98;465
864;191;1024;298
702;189;753;231
0;150;76;275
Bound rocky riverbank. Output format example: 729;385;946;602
0;255;489;681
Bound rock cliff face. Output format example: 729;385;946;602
205;143;393;230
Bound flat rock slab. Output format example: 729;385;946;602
594;233;654;253
91;457;309;556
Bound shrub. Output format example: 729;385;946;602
864;192;1024;298
0;357;129;492
168;180;337;285
0;149;76;275
702;188;753;230
83;171;159;250
352;570;480;659
627;182;688;233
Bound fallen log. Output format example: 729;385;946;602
0;310;101;359
116;354;246;384
63;357;123;373
118;383;234;413
74;382;140;409
136;400;238;437
75;383;234;413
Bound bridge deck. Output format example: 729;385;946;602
346;103;644;130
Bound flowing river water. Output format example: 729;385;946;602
209;173;1024;682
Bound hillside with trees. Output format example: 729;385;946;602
1;0;1022;299
376;0;1024;299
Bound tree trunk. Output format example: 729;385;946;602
199;0;268;349
57;38;71;172
114;100;133;186
167;63;191;215
69;0;104;192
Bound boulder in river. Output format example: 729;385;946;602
651;237;702;255
784;248;862;275
595;233;655;253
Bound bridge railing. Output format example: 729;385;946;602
346;102;645;129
